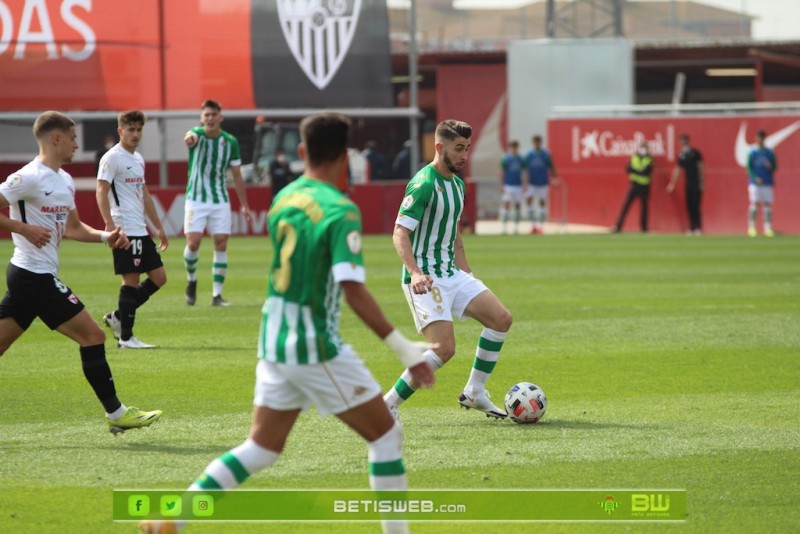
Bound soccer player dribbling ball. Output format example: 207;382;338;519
383;119;514;420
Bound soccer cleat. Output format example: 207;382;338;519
118;336;157;349
211;295;230;307
103;311;122;340
108;406;162;434
139;520;178;534
458;390;507;419
185;280;197;306
748;227;757;237
764;228;774;238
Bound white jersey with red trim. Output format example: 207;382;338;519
0;159;76;275
97;143;148;235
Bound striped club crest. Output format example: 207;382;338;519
277;0;362;90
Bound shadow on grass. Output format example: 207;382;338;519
140;346;253;353
426;416;652;431
1;441;229;455
506;417;654;431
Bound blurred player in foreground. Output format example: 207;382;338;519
141;112;434;534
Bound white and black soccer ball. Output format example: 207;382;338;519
504;382;547;424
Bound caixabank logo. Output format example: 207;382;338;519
570;125;676;162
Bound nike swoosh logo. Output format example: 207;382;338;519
126;166;133;170
44;190;54;196
735;120;800;167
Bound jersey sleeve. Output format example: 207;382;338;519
228;136;242;168
97;151;117;184
396;176;433;232
0;172;37;204
329;203;366;284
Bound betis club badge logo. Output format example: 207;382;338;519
277;0;362;90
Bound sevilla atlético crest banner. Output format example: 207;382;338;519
0;0;392;110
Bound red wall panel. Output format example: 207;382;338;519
548;114;800;234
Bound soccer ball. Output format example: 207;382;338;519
504;382;547;424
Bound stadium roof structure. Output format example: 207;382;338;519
388;0;800;107
388;0;755;54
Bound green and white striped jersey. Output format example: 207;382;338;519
396;163;465;283
185;126;242;204
259;177;365;365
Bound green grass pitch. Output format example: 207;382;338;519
0;233;798;533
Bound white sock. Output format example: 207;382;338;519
465;328;507;395
368;423;408;534
212;251;228;297
384;351;443;407
106;404;127;421
183;246;199;282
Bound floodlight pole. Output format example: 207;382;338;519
409;0;420;173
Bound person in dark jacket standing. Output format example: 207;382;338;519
268;148;294;200
667;133;704;235
613;142;654;233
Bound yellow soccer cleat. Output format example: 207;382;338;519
108;407;162;434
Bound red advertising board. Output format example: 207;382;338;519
548;114;800;234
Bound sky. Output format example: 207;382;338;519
388;0;800;41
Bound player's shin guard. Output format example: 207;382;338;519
748;203;757;229
190;438;280;491
465;328;507;395
135;279;160;308
368;423;409;534
183;247;199;282
80;344;121;413
763;205;772;231
118;285;138;340
212;251;228;297
384;351;443;407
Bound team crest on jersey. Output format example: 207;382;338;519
4;174;22;188
277;0;362;90
401;194;414;209
347;230;362;254
68;293;79;305
134;258;141;267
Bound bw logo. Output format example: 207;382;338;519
277;0;362;90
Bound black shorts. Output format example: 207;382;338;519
112;235;164;275
0;264;85;330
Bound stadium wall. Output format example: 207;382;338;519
0;181;477;238
548;114;800;234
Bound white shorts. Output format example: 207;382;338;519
501;185;524;205
403;269;489;333
526;185;549;201
253;347;382;417
184;199;232;235
748;184;774;204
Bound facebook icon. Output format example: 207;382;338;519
128;495;150;517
